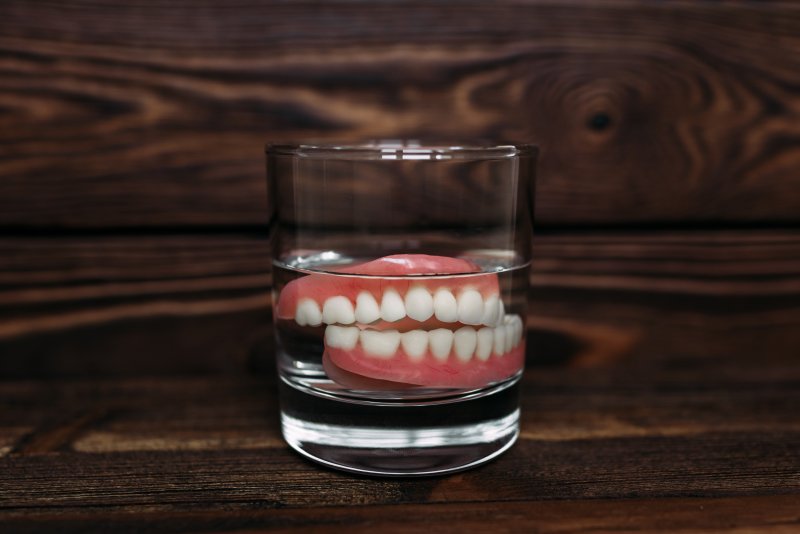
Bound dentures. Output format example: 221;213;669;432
276;254;525;389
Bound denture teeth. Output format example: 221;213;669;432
493;324;507;356
322;296;355;325
429;329;454;362
354;291;381;324
400;330;428;362
325;325;359;350
481;294;500;326
503;320;515;351
380;288;407;322
324;314;523;362
476;327;494;361
495;299;506;326
457;289;484;325
360;329;401;359
296;298;322;327
454;326;477;363
295;304;307;326
433;288;458;322
509;315;524;347
405;286;434;322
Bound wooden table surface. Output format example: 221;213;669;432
2;360;799;531
2;229;799;532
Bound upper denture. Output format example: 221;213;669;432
277;254;503;328
311;285;503;328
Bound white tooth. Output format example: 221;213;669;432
360;330;401;359
295;307;307;326
322;296;355;325
495;299;506;326
453;327;477;363
433;288;458;322
380;288;406;322
325;325;359;350
405;286;434;322
481;294;500;326
503;320;515;351
429;329;454;362
509;315;524;347
476;327;493;361
457;289;484;325
296;298;322;326
493;325;507;356
400;330;428;362
354;291;381;324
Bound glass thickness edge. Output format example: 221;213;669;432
265;141;537;160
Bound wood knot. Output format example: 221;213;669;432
588;112;612;131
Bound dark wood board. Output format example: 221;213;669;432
3;497;800;533
1;367;799;531
1;1;800;228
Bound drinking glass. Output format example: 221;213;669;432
267;140;536;476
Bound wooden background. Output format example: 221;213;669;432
2;2;800;229
1;0;798;377
2;1;800;530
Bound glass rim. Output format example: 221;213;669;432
266;140;537;160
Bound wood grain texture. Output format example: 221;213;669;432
3;496;800;533
1;370;799;529
0;233;274;377
0;229;797;377
1;1;800;227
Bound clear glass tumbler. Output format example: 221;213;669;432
267;140;536;476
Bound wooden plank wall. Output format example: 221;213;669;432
1;1;799;377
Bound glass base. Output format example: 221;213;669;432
282;410;519;476
278;378;521;477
